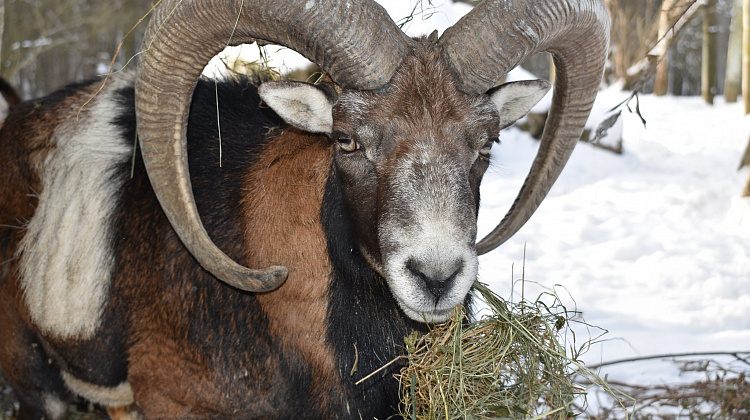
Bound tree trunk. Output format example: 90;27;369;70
0;0;4;74
725;0;743;102
654;0;679;96
673;61;684;95
702;0;717;105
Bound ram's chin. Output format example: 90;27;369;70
391;291;462;324
400;304;456;324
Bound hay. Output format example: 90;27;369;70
396;282;621;419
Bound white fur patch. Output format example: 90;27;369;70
43;392;69;420
17;75;133;339
339;91;370;118
0;94;9;123
62;371;135;407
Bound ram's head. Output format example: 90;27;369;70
135;0;609;322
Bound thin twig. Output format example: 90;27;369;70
354;355;407;386
587;351;750;370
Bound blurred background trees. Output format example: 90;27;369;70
0;0;153;99
519;0;735;101
0;0;743;100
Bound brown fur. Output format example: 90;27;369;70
122;128;339;417
0;275;31;386
245;129;340;411
106;405;141;420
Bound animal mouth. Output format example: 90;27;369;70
381;240;478;324
396;297;458;324
389;264;474;324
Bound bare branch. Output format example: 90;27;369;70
587;351;750;370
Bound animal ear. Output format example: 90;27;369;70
258;81;337;134
488;79;551;129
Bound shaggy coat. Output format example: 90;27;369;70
0;72;437;418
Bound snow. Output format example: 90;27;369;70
477;84;750;391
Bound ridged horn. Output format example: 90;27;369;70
439;0;610;254
134;0;411;291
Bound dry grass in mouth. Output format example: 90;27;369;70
395;282;625;420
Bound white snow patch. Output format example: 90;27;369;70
478;87;750;391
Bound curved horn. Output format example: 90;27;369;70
438;0;610;255
135;0;411;291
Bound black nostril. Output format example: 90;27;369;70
406;259;462;299
423;277;449;300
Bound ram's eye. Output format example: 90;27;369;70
337;137;359;152
479;138;498;156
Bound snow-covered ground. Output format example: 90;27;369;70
476;85;750;393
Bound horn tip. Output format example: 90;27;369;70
235;265;289;292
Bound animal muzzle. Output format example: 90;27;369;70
383;231;478;323
379;169;479;323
